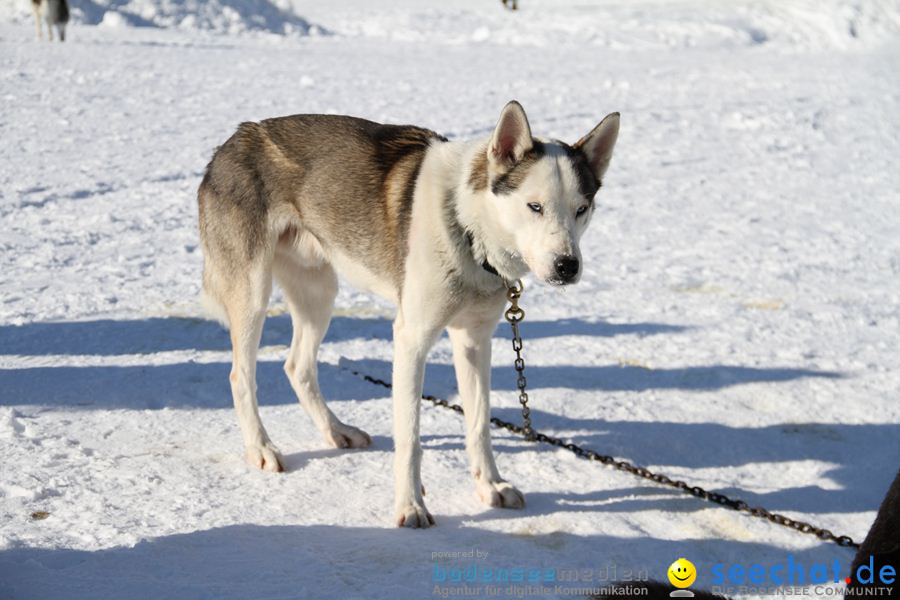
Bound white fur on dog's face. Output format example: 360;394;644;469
491;147;593;285
481;102;619;286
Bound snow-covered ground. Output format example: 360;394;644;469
1;1;899;598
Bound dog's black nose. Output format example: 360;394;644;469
554;255;580;281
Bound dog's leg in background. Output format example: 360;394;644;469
273;251;371;450
392;308;443;528
46;17;53;41
32;3;42;40
224;260;284;472
448;300;525;509
58;0;68;41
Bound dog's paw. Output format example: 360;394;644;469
325;421;372;449
245;441;284;473
477;480;525;509
395;502;435;529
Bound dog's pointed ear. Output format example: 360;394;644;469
489;101;533;167
574;112;619;182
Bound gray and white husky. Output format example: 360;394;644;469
31;0;69;41
198;101;619;527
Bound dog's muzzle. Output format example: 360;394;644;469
552;255;580;284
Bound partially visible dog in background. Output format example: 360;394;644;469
32;0;69;41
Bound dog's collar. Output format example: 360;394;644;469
465;231;500;277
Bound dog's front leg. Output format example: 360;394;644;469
392;311;442;528
448;301;525;509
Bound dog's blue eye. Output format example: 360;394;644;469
527;203;543;214
576;205;588;217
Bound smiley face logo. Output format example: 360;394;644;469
668;558;696;588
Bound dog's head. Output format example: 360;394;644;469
472;101;619;285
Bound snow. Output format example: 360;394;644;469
1;0;899;598
1;0;322;35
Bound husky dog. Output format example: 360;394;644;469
198;101;619;527
32;0;69;41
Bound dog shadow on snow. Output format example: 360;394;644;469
0;314;836;410
417;410;898;517
1;316;890;518
0;522;861;600
0;314;688;357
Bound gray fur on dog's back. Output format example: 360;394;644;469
198;115;446;287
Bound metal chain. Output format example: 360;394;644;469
345;282;860;550
504;280;535;441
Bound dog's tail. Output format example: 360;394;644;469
197;171;230;329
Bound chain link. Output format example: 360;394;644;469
345;282;860;551
504;280;535;441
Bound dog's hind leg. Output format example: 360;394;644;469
220;260;284;472
448;301;525;509
274;240;371;450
